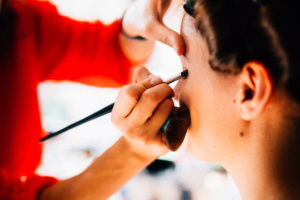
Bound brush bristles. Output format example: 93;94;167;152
162;104;190;151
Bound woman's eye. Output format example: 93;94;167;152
183;1;196;18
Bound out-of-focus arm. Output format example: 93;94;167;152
39;137;156;200
23;0;134;87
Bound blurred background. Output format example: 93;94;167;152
36;0;241;199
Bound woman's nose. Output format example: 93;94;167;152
174;79;185;101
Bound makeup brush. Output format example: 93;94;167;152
39;70;188;142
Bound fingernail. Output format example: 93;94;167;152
173;45;178;54
148;74;154;78
150;76;162;86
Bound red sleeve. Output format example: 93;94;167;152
0;170;58;200
27;0;132;87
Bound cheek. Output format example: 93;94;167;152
181;70;239;161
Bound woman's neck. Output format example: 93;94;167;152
227;112;300;200
229;153;300;200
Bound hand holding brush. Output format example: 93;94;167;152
113;67;190;153
40;67;189;152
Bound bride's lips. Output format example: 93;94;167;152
162;104;191;151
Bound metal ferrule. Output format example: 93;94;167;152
164;72;183;84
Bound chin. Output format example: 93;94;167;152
186;132;218;162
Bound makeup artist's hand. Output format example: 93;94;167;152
41;71;173;200
131;66;156;84
111;69;174;160
122;0;185;56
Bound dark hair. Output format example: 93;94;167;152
186;0;300;103
0;0;17;57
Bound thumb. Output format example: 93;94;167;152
146;22;185;56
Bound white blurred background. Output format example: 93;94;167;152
36;0;241;199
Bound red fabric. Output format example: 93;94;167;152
0;0;132;198
0;170;57;200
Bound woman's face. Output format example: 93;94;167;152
175;13;244;164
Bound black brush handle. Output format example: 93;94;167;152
39;70;188;142
39;103;114;142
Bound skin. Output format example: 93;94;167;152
5;0;300;198
0;0;184;64
38;0;183;199
114;12;300;200
40;38;175;199
42;9;300;200
40;69;173;200
174;13;300;200
1;0;182;199
0;0;183;198
40;136;162;200
120;0;185;63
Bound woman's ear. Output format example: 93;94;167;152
237;61;273;120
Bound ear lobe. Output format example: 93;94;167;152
238;62;273;120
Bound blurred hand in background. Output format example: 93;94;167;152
122;0;185;56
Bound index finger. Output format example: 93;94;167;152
131;66;154;84
144;21;185;56
112;76;163;119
